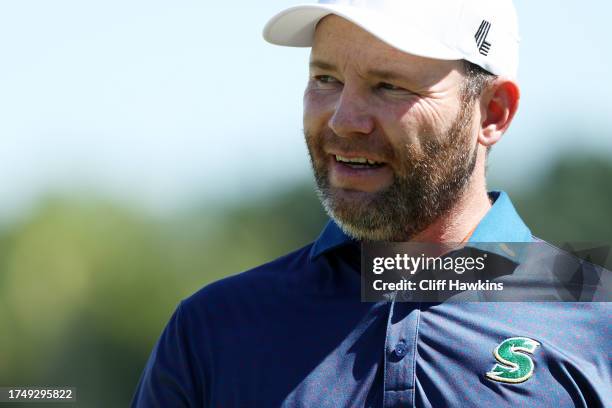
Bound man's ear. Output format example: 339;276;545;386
479;78;520;147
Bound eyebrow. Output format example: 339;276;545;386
367;69;406;82
309;59;408;82
309;59;337;72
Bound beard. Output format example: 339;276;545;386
305;98;478;242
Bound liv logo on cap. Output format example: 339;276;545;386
475;20;492;56
263;0;520;77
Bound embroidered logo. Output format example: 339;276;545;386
486;337;540;384
475;20;492;56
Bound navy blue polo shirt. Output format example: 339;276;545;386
132;191;611;407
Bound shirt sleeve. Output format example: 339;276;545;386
131;301;203;408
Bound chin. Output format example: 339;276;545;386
329;187;382;201
319;190;396;241
331;215;396;242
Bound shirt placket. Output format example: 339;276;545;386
382;297;420;408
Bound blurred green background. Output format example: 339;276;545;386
0;151;611;407
1;0;612;406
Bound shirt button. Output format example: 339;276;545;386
394;341;408;358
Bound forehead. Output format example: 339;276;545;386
312;15;401;58
311;15;462;82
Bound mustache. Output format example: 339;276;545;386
304;129;396;159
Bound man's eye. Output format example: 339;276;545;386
379;82;404;91
314;75;340;84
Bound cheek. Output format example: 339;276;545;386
391;101;456;149
378;105;426;154
303;92;331;158
303;89;335;131
376;102;454;175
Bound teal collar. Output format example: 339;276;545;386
309;190;533;261
469;191;532;243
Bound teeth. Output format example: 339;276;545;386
335;155;381;165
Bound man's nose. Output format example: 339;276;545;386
328;87;375;137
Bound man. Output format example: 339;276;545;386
132;0;610;407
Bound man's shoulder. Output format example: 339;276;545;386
529;235;608;272
516;235;611;302
181;241;315;311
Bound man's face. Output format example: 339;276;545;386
303;15;480;241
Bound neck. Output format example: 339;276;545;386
412;169;491;243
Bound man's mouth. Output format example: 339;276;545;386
334;154;385;169
327;153;393;193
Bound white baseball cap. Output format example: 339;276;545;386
263;0;520;77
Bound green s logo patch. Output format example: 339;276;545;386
486;337;540;384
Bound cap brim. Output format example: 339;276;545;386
263;4;463;61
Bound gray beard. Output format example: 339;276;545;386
307;100;478;242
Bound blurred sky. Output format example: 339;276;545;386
0;0;610;219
